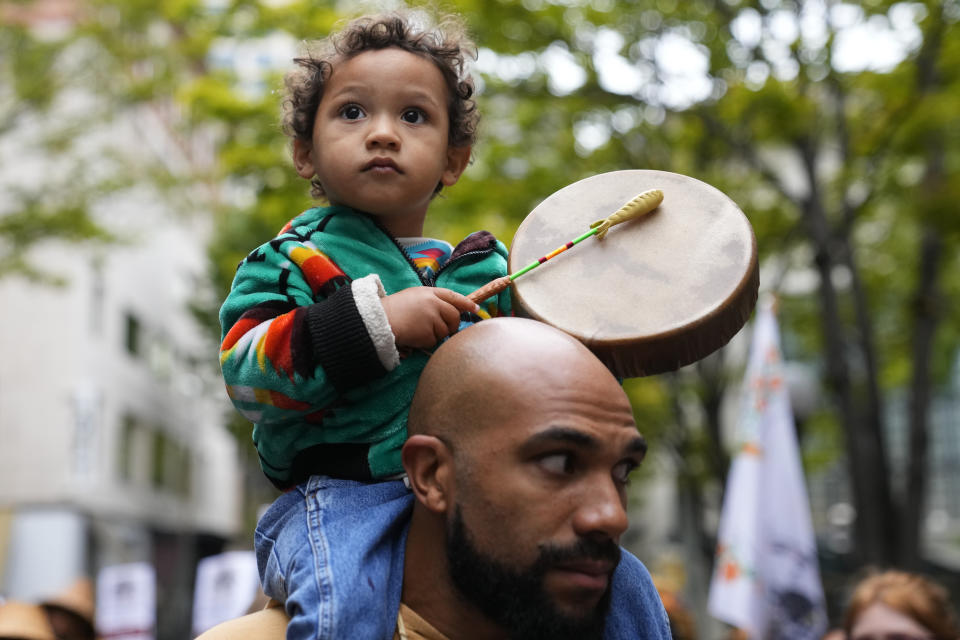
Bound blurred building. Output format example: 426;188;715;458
0;129;242;637
0;3;244;638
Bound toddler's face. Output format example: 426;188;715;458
294;47;470;237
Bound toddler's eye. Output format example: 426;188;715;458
401;108;426;124
340;104;365;120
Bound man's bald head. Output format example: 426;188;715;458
401;318;645;640
407;317;623;443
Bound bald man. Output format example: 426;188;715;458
398;317;668;639
199;318;670;640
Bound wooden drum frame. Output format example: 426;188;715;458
507;170;759;377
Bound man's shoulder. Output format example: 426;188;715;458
194;603;288;640
193;551;669;640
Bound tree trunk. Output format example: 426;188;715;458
797;138;896;564
697;350;730;485
665;375;715;565
834;234;899;561
899;0;947;569
902;227;942;568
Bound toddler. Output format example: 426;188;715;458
219;11;510;638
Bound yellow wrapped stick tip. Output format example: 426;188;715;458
590;188;664;239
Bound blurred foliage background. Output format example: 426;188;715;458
3;0;959;619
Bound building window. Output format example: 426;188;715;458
150;432;192;498
89;256;104;337
124;312;141;357
118;415;136;481
118;415;153;486
173;443;193;498
152;431;167;489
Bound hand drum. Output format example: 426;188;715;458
508;170;759;377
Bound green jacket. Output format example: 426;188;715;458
219;206;510;486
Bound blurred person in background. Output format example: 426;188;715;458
651;567;695;640
655;587;695;640
843;570;959;640
0;600;57;640
39;578;95;640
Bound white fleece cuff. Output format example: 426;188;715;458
352;274;401;372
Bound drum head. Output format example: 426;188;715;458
509;170;758;377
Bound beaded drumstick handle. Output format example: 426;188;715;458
467;188;664;304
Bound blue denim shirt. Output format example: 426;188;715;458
256;477;671;639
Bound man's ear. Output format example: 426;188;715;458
402;434;454;514
440;145;471;187
292;139;316;179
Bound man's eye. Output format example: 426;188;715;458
340;104;365;120
401;108;426;124
613;460;638;485
538;453;574;476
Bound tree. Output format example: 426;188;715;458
456;0;960;569
0;10;114;281
663;0;959;568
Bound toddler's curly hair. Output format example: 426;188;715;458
282;11;479;199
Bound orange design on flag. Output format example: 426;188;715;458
723;561;740;581
741;442;762;457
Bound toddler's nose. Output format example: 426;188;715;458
366;114;400;149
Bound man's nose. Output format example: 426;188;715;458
366;114;400;149
571;475;629;541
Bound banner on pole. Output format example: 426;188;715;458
708;304;827;639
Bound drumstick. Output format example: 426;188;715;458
467;188;664;304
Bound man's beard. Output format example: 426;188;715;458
445;505;619;640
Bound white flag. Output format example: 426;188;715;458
707;303;827;639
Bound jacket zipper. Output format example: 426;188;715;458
432;248;494;283
367;216;432;286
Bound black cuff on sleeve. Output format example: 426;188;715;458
306;284;388;393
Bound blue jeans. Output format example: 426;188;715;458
255;476;670;640
255;476;412;640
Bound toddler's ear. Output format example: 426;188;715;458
293;139;317;179
441;145;471;187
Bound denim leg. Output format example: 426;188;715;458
254;477;413;640
603;548;672;640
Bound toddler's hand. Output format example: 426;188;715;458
381;288;479;349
